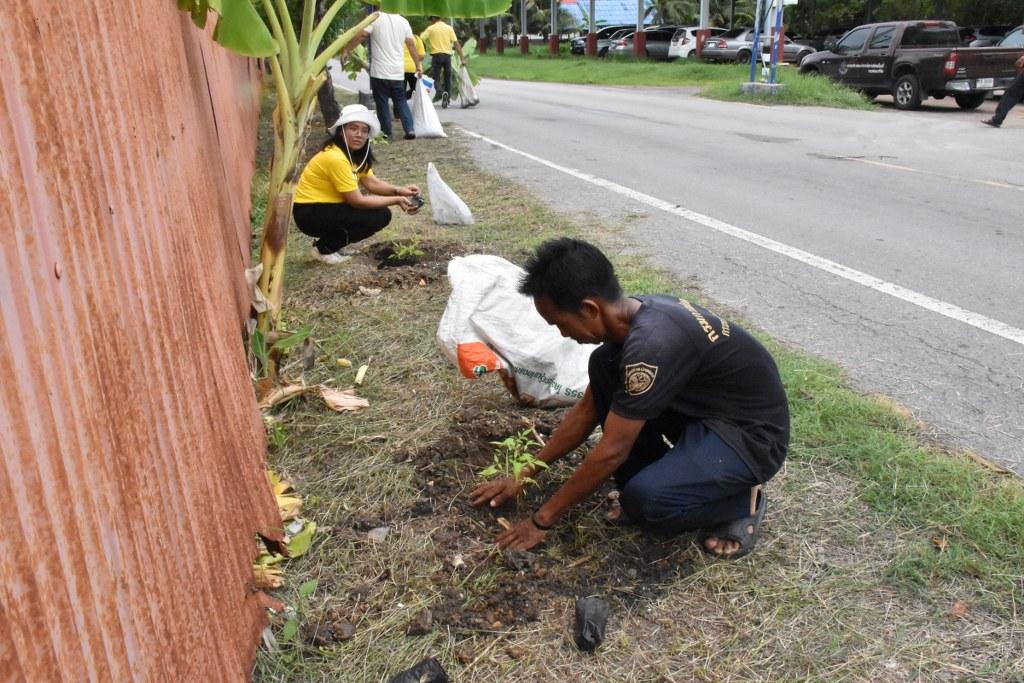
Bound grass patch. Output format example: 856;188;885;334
473;52;752;87
472;52;876;109
250;89;1023;681
701;68;877;109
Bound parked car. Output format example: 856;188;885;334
668;26;728;59
570;24;633;55
700;28;816;64
597;28;636;57
608;28;677;60
799;20;1024;110
967;25;1016;48
996;25;1024;48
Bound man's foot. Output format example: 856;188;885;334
404;132;416;140
309;246;351;265
981;117;1001;128
700;486;766;559
441;91;450;109
604;490;633;526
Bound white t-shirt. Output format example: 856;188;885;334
365;13;413;81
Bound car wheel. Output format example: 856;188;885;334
599;47;608;57
687;51;697;59
800;65;819;75
796;51;812;66
892;73;922;110
736;50;750;64
954;93;986;110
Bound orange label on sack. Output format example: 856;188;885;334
456;342;502;378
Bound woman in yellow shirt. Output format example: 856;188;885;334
293;105;421;264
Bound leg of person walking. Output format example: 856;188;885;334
405;72;417;100
370;77;394;139
984;72;1024;127
389;79;415;138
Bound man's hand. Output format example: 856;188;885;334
470;477;524;508
496;517;547;550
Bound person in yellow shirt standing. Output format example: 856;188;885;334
405;34;426;100
293;105;422;264
421;16;465;108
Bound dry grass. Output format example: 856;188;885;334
252;94;1024;682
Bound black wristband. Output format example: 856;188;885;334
531;512;553;531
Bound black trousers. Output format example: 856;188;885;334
430;53;453;96
292;202;392;255
993;72;1024;124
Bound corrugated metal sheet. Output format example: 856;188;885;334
0;3;281;680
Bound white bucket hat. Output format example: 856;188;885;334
329;104;380;138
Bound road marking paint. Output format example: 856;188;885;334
840;156;1024;193
458;127;1024;347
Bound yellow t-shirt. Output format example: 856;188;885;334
403;35;425;73
421;22;457;55
294;145;374;204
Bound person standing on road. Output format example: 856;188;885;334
983;54;1024;128
293;105;421;264
470;238;790;559
421;16;465;109
344;12;422;140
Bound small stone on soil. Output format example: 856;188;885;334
455;647;475;664
367;526;391;542
504;549;537;571
406;609;434;636
505;645;526;659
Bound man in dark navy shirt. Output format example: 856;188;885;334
471;238;790;558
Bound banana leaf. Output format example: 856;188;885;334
366;0;511;18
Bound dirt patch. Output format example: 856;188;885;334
339;239;464;295
391;403;694;636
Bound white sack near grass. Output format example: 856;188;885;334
427;162;473;225
437;255;596;407
411;80;446;138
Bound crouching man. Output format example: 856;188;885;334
470;238;790;559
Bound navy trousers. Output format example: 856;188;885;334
588;344;759;534
370;77;413;139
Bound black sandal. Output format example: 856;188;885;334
699;487;766;560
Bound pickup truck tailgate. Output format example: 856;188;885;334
951;47;1023;80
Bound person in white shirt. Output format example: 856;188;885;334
344;13;423;140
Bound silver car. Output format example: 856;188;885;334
701;28;816;64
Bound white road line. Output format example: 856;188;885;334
458;127;1024;347
843;156;1024;193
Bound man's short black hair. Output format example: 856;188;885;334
518;238;623;311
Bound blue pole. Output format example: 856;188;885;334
748;0;764;82
769;0;784;83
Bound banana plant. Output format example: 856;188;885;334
179;0;378;332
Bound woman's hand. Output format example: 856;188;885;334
469;477;525;508
395;196;420;214
396;184;420;197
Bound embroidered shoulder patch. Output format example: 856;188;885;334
625;362;658;396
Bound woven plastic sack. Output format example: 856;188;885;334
457;65;479;108
437;255;596;406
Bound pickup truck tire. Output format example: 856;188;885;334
736;49;750;64
954;93;986;110
893;73;922;110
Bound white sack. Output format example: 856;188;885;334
457;65;479;108
411;80;445;138
437;255;597;406
427;162;473;225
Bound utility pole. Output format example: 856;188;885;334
520;0;529;53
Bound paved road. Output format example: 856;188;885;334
426;78;1023;474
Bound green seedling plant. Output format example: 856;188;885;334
480;429;548;486
388;237;425;262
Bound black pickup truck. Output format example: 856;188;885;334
799;20;1024;110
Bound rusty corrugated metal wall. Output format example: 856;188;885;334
0;3;281;680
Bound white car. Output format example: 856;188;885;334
668;26;728;59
